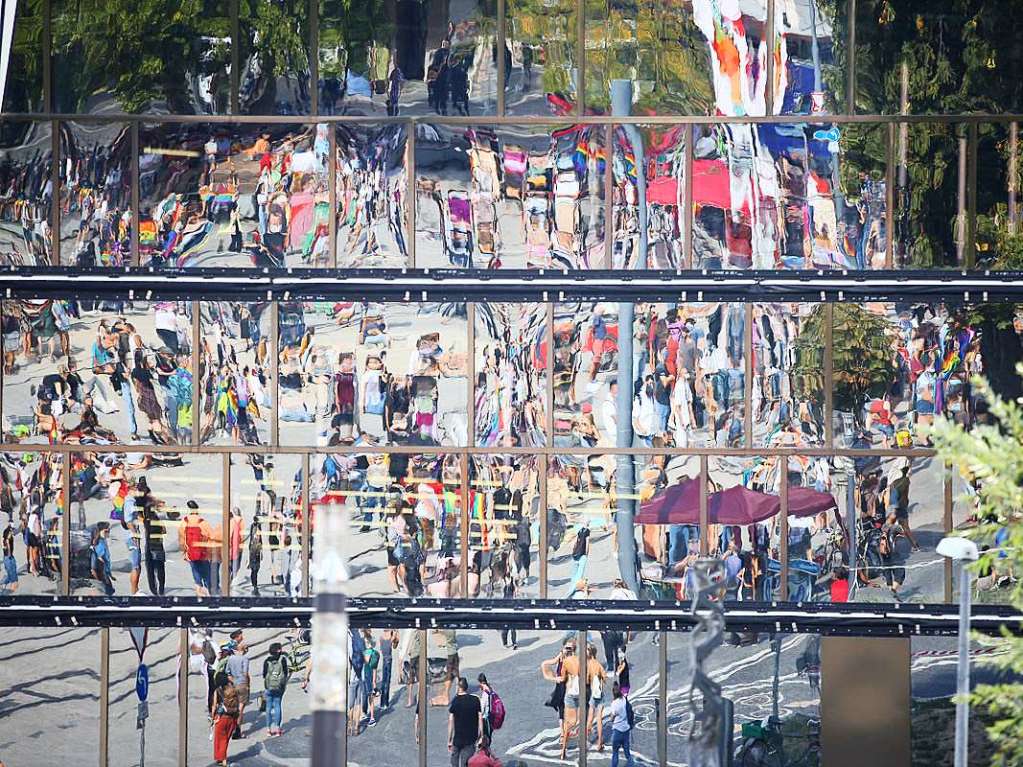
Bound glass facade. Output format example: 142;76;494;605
3;0;1019;272
1;2;1017;766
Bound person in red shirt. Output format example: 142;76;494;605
830;566;850;603
467;735;503;767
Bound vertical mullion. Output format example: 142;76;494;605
460;453;470;597
61;450;70;594
417;630;428;767
967;122;978;268
301;452;311;597
683;124;694;268
698;454;708;557
657;630;668;766
191;302;201;448
270;302;280;447
178;628;189;767
539;453;549;598
944;462;953;603
764;0;775;115
824;303;834;449
744;303;753;447
309;0;319;116
956;131;967;267
467;303;477;447
230;0;241;115
885;122;895;269
497;0;507;116
51;119;60;266
779;456;789;601
328;125;337;268
99;627;110;767
545;302;554;443
406;121;416;268
130;122;140;266
575;0;585;117
577;628;588;767
42;0;53;113
603;124;614;269
845;0;856;115
221;453;231;595
1010;122;1019;234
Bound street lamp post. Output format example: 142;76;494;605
310;497;350;767
937;536;980;767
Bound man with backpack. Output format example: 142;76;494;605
609;682;635;767
262;642;290;737
178;500;212;596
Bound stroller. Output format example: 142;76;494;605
445;190;474;267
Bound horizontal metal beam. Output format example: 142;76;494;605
1;596;1019;637
5;268;1023;302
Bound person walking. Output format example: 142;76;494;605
448;677;483;767
179;500;212;596
247;519;263;595
2;521;19;593
89;522;114;595
378;629;396;711
586;644;609;751
362;630;381;727
211;671;240;766
477;673;494;741
226;642;252;739
136;478;166;595
609;682;634;767
262;641;290;737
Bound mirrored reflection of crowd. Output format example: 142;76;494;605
415;125;605;269
139;124;328;268
200;302;273;446
1;300;194;447
0;124;54;266
553;302;753;449
475;304;547;447
336;125;408;267
277;302;468;447
59;126;133;267
629;123;886;270
0;453;64;593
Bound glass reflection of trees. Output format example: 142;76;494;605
239;0;311;115
139;122;329;268
59;122;133;267
1;300;194;447
0;121;54;267
506;0;578;116
278;302;468;447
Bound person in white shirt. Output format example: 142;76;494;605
608;682;634;767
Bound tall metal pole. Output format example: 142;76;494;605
954;564;972;767
310;497;350;767
610;79;644;598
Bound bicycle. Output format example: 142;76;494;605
283;628;311;677
735;716;821;767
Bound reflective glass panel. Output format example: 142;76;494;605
200;301;273;446
0;120;53;266
69;451;222;597
53;0;232;115
0;451;63;597
139;123;328;268
278;302;468;447
2;0;45;113
895;122;961;268
506;0;579;116
1;300;195;447
239;0;312;115
475;302;547;447
58;121;133;267
312;452;462;598
336;123;409;268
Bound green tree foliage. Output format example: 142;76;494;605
929;370;1023;767
792;303;898;419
